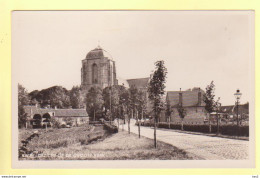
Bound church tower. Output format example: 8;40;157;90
81;46;117;92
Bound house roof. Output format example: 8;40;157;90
166;87;205;107
54;109;88;117
24;105;55;115
220;105;234;113
220;103;249;114
126;77;150;89
24;105;88;117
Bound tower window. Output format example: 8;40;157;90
92;63;98;84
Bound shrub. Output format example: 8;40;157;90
103;123;118;133
50;118;61;128
148;122;249;137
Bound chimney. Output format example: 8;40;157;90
179;88;183;106
198;88;201;106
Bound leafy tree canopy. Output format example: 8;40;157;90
148;60;167;119
86;87;104;121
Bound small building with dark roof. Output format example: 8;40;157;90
166;87;207;124
24;104;89;128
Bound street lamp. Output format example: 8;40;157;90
234;89;242;126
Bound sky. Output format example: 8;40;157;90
12;11;254;105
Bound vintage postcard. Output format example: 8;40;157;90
11;10;255;169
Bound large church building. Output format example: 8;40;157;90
81;46;118;92
81;46;150;92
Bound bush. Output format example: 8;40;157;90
50;118;61;128
144;122;249;137
103;123;118;133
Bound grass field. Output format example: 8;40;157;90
19;126;197;160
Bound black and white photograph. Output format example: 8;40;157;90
12;10;255;168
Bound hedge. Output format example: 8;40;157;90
142;122;249;137
103;123;118;133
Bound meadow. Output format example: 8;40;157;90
19;125;197;160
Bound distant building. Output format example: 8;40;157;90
126;77;153;118
127;77;150;91
220;103;249;124
24;104;89;128
166;87;206;124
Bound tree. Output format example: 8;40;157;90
177;104;186;131
69;86;84;109
86;87;104;121
18;84;30;128
118;85;129;130
203;81;216;133
103;85;121;122
148;60;167;148
136;89;147;138
215;97;221;135
129;86;139;118
165;99;173;129
29;86;71;109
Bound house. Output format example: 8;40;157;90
220;103;249;124
166;87;207;124
24;104;89;128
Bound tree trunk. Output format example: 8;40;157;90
208;114;212;133
154;107;157;148
154;118;157;148
94;109;95;122
118;118;120;131
138;120;141;138
137;110;140;138
128;117;130;134
217;114;220;135
168;117;170;129
181;119;184;131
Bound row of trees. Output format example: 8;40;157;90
28;86;85;109
18;82;148;128
86;85;147;122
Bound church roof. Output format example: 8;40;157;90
86;46;113;60
117;77;130;88
126;77;150;89
166;87;206;107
